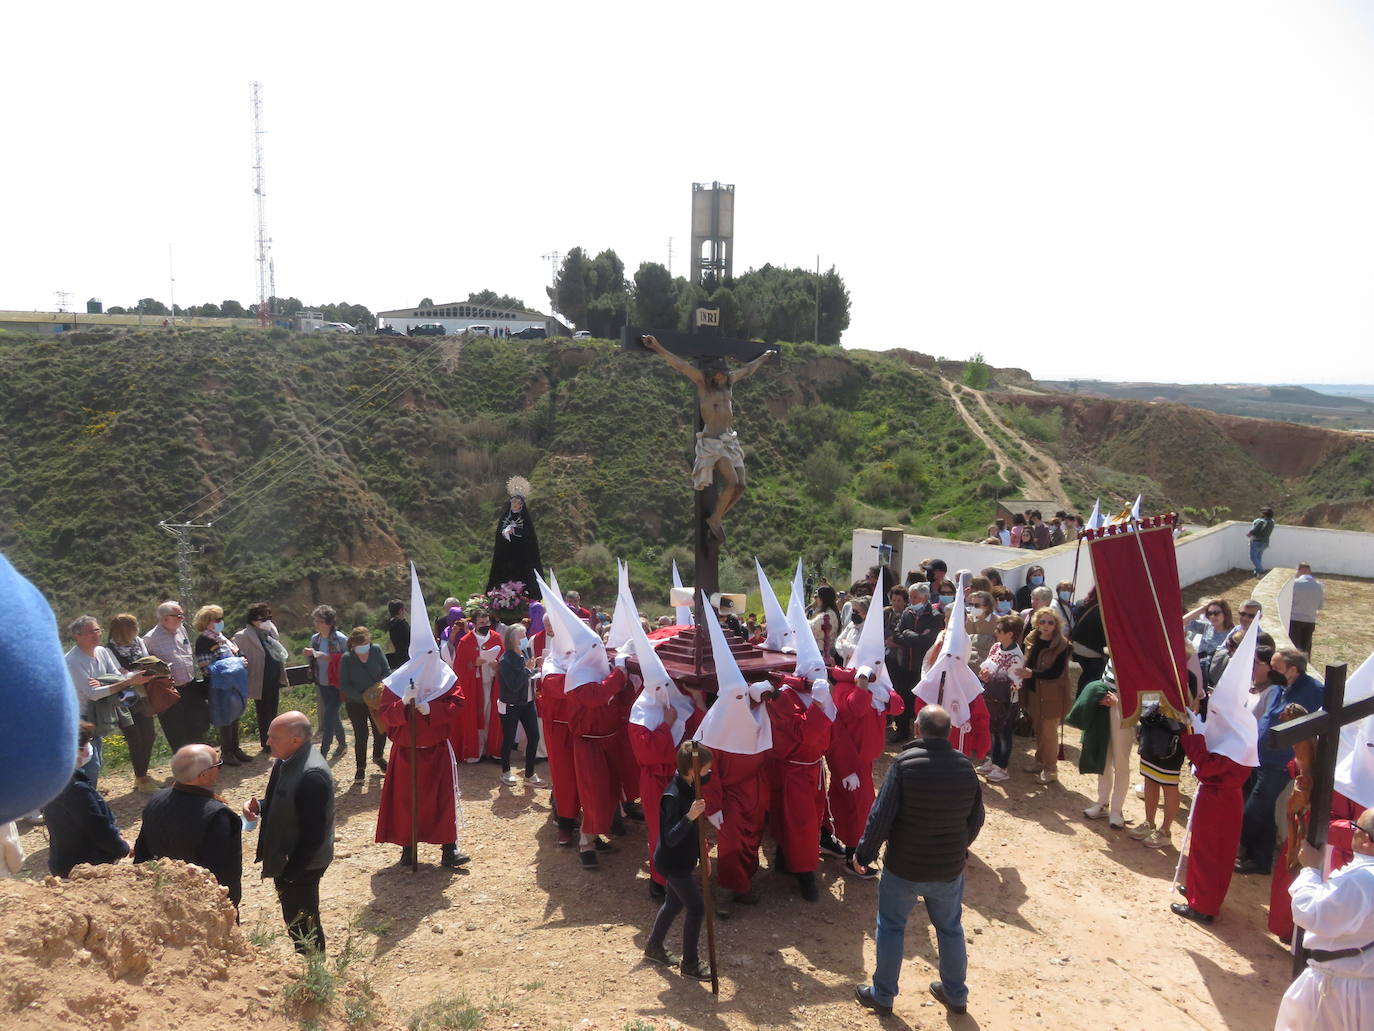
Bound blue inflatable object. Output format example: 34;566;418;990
0;553;78;823
207;655;249;725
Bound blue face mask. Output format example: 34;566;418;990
996;601;1013;614
1029;575;1044;586
1058;590;1073;602
354;644;370;659
213;620;225;633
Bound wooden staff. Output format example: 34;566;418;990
409;678;419;873
691;741;719;995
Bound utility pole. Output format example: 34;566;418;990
54;290;71;313
542;251;562;288
158;520;213;616
251;81;272;329
168;245;176;324
667;237;674;277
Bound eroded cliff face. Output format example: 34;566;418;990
989;392;1372;521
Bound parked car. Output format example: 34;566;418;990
408;323;447;337
465;324;492;337
322;321;356;334
572;330;592;340
376;325;402;336
512;326;547;339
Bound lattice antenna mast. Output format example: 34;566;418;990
158;520;212;616
251;81;271;328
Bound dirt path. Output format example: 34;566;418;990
939;377;1071;508
14;723;1293;1031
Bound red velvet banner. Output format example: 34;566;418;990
1084;516;1189;723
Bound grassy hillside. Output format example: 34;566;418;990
0;329;1005;629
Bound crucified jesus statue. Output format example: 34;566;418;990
642;333;774;541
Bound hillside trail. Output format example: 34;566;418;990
938;376;1072;507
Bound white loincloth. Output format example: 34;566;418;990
693;430;745;490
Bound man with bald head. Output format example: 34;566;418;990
134;744;242;907
1275;806;1374;1029
244;711;335;952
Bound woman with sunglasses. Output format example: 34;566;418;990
1017;608;1072;784
1182;598;1234;687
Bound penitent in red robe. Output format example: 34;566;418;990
375;686;463;846
628;706;704;885
532;634;580;826
452;630;502;762
766;676;833;875
911;695;992;760
566;667;628;837
611;677;642;806
701;747;770;895
1178;733;1252;917
1267;772;1360;939
826;666;906;848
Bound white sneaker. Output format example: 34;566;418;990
1129;821;1156;840
500;772;517;786
986;766;1010;784
975;758;995;775
1134;782;1145;798
1083;803;1107;820
525;772;545;786
1108;813;1126;829
1036;770;1058;785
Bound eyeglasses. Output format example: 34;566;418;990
1239;611;1257;620
1036;618;1057;626
1205;609;1222;617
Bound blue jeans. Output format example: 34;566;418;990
316;684;346;752
871;869;967;1008
1249;539;1268;575
1240;764;1289;872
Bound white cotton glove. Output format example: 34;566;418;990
842;773;860;791
856;665;876;682
415;699;430;715
747;682;770;702
1188;709;1206;734
614;652;630;670
502;525;515;540
707;811;723;829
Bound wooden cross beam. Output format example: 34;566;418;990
620;324;776;363
1262;664;1371;977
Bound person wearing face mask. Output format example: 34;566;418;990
990;587;1016;619
965;591;997;667
1069;588;1107;695
42;721;130;877
338;626;391;784
1051;581;1077;637
232;603;289;755
193;605;251;766
1015;566;1046;611
451;607;504;763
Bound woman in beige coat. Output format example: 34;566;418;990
1017;607;1072;784
232;602;289;754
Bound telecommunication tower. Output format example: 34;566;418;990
251;82;272;328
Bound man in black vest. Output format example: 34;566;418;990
851;705;984;1019
134;744;242;907
244;711;334;953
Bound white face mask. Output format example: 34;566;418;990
78;743;94;768
354;645;370;659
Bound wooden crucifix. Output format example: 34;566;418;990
623;311;777;667
1266;662;1374;976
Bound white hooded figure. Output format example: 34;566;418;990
1333;651;1374;809
605;559;637;654
693;591;772;756
384;562;458;708
786;561;830;683
533;572;612;690
627;596;695;746
1191;615;1261;769
672;559;694;626
756;558;795;653
849;573;897;714
913;571;985;744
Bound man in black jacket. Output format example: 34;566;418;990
887;584;943;741
852;706;984;1018
243;711;335;953
42;722;130;877
134;744;242;907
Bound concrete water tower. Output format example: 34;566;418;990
690;182;734;286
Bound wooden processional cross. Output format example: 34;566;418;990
622;308;777;673
1267;662;1374;976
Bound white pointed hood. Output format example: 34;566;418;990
1334;651;1374;808
627;591;695;745
534;571;608;689
538;572;574;676
913;571;985;729
1131;494;1142;521
692;590;772;755
384;562;459;704
1195;614;1261;767
1085;499;1104;531
787;577;829;685
606;559;637;653
672;559;693;626
756;557;794;653
849;570;895;711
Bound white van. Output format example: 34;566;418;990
465;324;492;336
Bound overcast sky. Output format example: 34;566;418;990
3;1;1371;383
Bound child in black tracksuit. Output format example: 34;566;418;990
643;742;714;981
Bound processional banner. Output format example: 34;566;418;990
1083;513;1189;724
